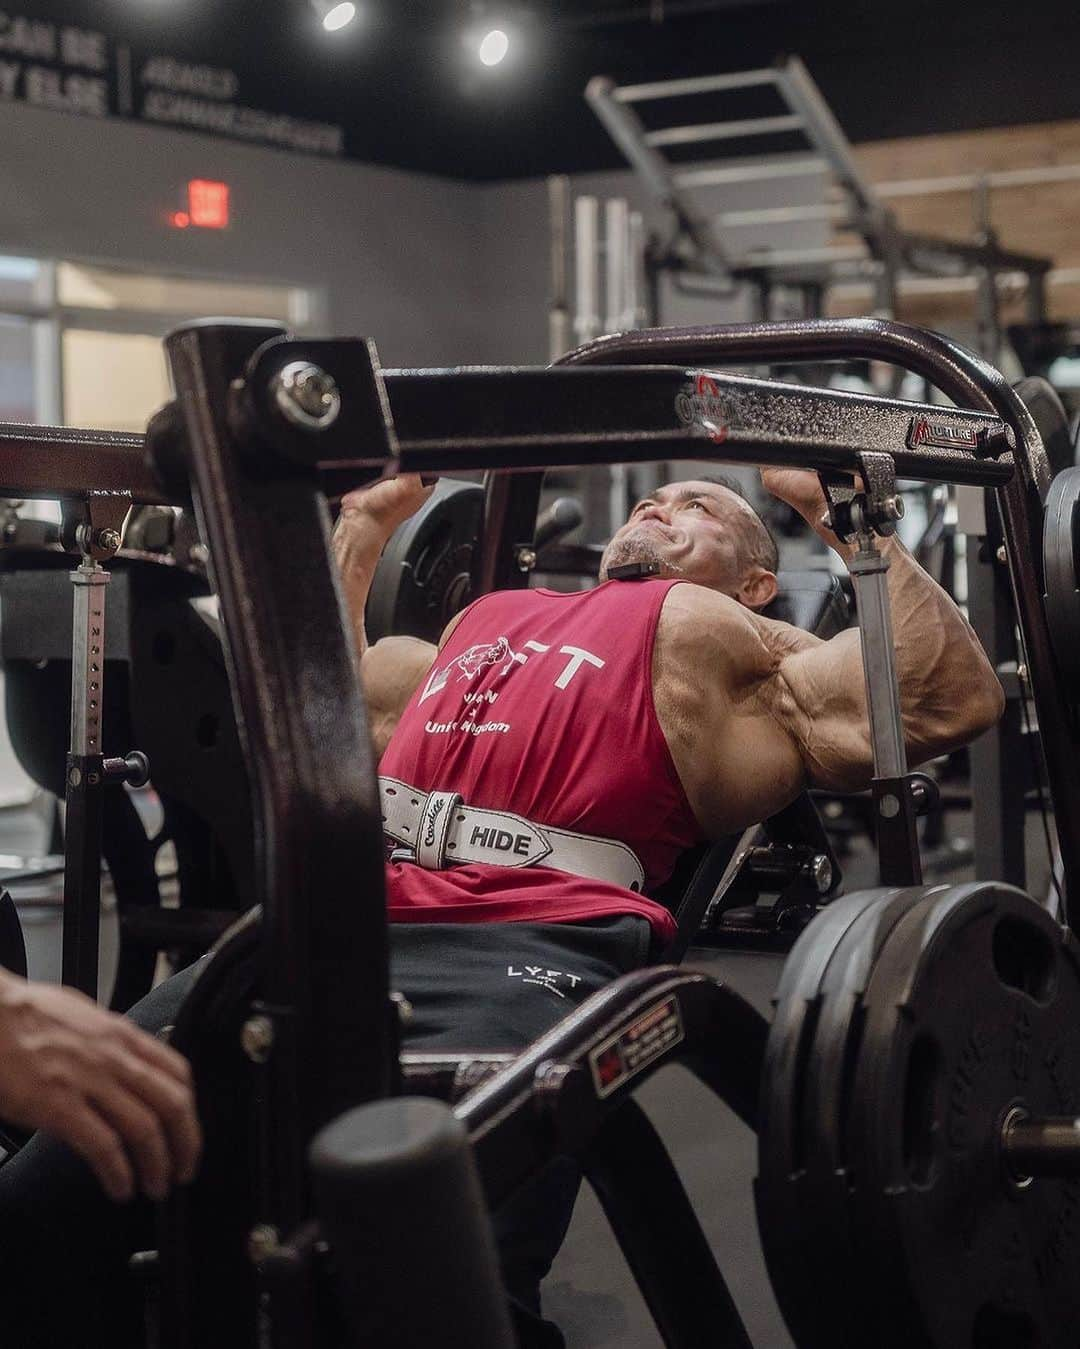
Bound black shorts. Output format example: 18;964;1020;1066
391;914;655;1054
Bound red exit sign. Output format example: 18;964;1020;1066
170;179;231;230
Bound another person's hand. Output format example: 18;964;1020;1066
0;970;202;1204
337;474;437;540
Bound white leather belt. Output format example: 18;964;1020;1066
379;775;646;894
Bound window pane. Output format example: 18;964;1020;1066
62;329;171;433
57;261;304;324
0;316;38;423
0;256;47;310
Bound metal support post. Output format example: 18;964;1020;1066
604;197;629;335
574;195;601;347
848;541;923;886
964;508;1027;887
61;560;110;996
627;210;647;329
821;454;923;886
59;491;131;998
548;176;571;362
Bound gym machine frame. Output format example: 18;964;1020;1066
0;316;1072;1348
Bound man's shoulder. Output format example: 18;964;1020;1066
657;582;781;680
659;580;753;633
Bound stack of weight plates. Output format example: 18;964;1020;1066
755;881;1080;1349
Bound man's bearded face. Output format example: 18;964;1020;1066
599;480;765;598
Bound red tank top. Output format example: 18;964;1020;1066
380;579;702;945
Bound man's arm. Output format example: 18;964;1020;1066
332;475;461;756
758;468;1005;791
0;969;201;1202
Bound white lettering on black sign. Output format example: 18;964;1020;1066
142;56;238;101
0;9;345;156
0;14;108;118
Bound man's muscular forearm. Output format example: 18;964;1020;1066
810;498;1004;757
760;467;1002;783
332;507;387;661
332;475;437;661
332;476;441;756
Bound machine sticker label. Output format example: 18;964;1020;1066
675;374;730;444
589;997;684;1099
907;416;980;452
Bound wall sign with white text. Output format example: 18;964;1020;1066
0;11;345;158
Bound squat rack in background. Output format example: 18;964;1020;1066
578;58;1051;358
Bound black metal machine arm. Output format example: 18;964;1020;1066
0;361;1015;503
157;321;398;1245
448;967;767;1210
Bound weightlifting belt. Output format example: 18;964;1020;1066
379;775;647;894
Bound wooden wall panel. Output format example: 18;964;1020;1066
823;119;1080;325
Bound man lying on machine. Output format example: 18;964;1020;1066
0;464;1002;1349
333;465;1004;1346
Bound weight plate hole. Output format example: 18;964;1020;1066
902;1033;941;1188
972;1302;1037;1348
992;917;1056;1005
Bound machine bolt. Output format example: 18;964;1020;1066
241;1014;275;1063
248;1224;280;1263
95;528;122;553
189;543;210;568
1017;663;1028;683
516;547;538;573
272;361;341;431
996;544;1008;564
534;1059;572;1096
391;991;414;1026
804;854;833;895
879;794;901;819
882;496;905;522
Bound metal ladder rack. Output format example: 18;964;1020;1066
587;58;1051;349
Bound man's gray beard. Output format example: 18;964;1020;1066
598;534;684;581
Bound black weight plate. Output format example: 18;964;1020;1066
365;478;485;645
791;883;949;1349
1042;464;1080;686
847;882;1080;1349
755;887;912;1344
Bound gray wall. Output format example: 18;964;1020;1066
0;100;828;368
473;162;829;364
0;100;488;367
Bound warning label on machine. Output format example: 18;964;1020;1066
589;997;685;1099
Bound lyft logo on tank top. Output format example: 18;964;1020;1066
418;634;605;737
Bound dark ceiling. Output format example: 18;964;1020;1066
23;0;1080;179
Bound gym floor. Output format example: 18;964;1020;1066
547;946;788;1349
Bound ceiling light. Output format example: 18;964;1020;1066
478;28;510;66
311;0;357;32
